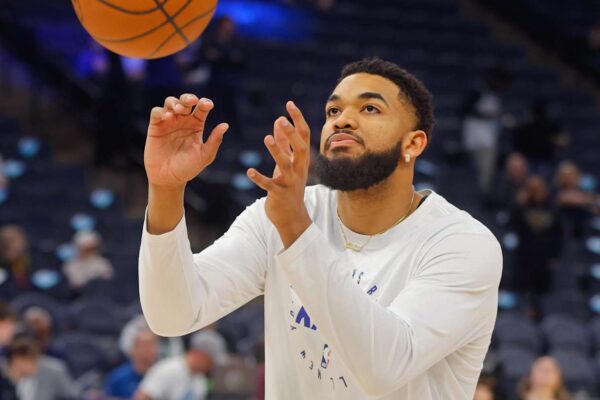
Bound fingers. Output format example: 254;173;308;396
273;118;292;156
202;123;229;164
286;101;310;142
264;134;292;173
275;116;308;167
191;98;214;125
163;95;193;116
247;168;275;191
149;107;173;125
151;94;215;128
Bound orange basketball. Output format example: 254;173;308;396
71;0;218;59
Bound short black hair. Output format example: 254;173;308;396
0;301;15;322
339;57;435;138
6;337;40;362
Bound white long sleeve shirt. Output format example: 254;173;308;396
139;185;502;399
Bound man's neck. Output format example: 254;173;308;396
336;169;420;235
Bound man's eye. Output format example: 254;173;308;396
327;108;340;117
364;105;379;113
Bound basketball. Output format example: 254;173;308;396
71;0;218;59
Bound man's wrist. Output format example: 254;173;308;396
147;183;186;235
277;211;312;249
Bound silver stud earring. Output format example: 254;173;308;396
405;154;411;163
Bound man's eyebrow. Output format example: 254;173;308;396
358;92;389;106
326;92;389;107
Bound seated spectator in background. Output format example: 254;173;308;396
106;315;158;399
6;336;77;400
63;230;114;290
492;152;529;209
474;381;494;400
513;100;568;176
0;225;32;294
22;307;56;357
4;337;40;397
518;356;572;400
512;176;563;320
474;372;499;400
554;161;599;238
135;329;227;400
28;354;78;400
0;301;16;354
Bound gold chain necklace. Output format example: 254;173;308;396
337;190;416;252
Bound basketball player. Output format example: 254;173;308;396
140;58;502;399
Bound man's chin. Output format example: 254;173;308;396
324;148;361;158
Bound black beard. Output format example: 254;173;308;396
313;141;403;191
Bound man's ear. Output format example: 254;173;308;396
403;130;428;159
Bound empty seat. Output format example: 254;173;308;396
493;312;541;352
69;297;121;336
541;314;592;354
52;332;106;378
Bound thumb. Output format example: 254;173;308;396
202;123;229;164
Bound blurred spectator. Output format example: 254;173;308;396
106;315;158;399
22;307;55;356
474;381;494;400
492;152;529;209
553;161;599;238
6;336;76;400
0;301;16;351
200;16;246;138
62;231;114;290
462;67;512;197
518;356;572;400
28;355;78;400
5;337;40;396
0;224;32;293
135;329;227;400
511;176;563;320
513;100;568;176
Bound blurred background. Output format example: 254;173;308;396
0;0;599;399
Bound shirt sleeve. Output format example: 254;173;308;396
138;363;166;399
139;199;268;337
275;224;502;398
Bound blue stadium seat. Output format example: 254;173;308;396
493;312;541;352
541;314;593;354
69;297;121;336
51;332;106;378
497;345;537;396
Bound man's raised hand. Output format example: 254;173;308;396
144;94;229;189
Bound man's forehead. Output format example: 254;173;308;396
329;73;399;101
